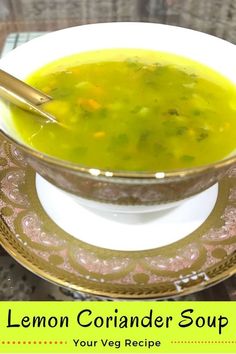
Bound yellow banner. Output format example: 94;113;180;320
0;302;235;353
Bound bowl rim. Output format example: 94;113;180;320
1;22;236;180
1;129;236;180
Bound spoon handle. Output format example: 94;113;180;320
0;69;56;122
0;69;50;105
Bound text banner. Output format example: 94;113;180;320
0;302;235;353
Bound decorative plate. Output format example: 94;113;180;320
0;135;235;299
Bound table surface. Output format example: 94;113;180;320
0;0;235;301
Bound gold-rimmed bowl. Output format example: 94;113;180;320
0;23;236;213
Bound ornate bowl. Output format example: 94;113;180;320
0;23;235;213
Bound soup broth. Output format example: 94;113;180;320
9;49;236;171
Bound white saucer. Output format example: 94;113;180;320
36;174;218;251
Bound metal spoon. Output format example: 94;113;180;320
0;69;57;123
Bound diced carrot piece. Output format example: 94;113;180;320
88;99;101;110
79;98;102;112
94;131;106;138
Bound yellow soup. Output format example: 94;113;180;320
10;49;236;171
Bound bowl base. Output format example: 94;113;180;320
36;174;218;251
